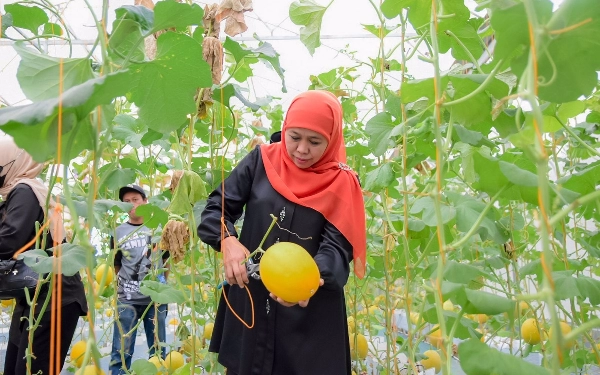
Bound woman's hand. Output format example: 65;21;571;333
270;279;324;308
221;236;250;288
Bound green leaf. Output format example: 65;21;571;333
135;204;169;229
20;244;88;276
459;339;550;375
364;162;395;193
499;161;538;187
557;101;585;122
491;1;553;61
558;162;600;196
112;114;147;149
554;271;600;305
411;196;456;227
493;0;600;102
541;115;562;133
401;77;438;104
1;13;13;36
93;199;133;216
442;281;515;316
151;1;204;33
252;41;287;93
116;5;154;34
4;4;48;34
213;83;272;111
223;37;287;92
443;261;487;285
0;71;131;162
109;17;145;64
447;75;508;127
169;171;207;215
131;359;158;375
447;192;508;244
140;280;186;304
289;0;328;55
445;25;482;62
15;43;94;101
127;32;212;133
453;124;494;147
365;112;397;157
381;0;411;19
101;168;137;191
42;22;63;36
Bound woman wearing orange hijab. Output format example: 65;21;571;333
198;90;366;375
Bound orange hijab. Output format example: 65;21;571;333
260;91;366;278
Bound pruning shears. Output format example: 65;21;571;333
217;258;260;289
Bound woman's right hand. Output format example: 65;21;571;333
221;236;250;288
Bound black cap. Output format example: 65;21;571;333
269;131;282;144
119;184;146;201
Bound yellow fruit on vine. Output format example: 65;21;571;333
168;318;179;326
1;299;14;308
105;309;113;317
368;305;379;315
518;301;529;314
427;326;443;348
476;328;485;343
202;292;208;302
70;340;87;367
149;356;167;375
95;264;114;287
75;365;105;375
409;312;422;325
521;318;542;345
349;333;368;360
94;300;103;309
442;300;454;311
421;349;442;373
260;242;320;303
203;322;214;340
548;321;574;349
182;336;201;356
476;314;489;324
164;351;184;373
347;316;356;332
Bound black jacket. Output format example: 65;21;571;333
0;184;87;314
198;147;353;375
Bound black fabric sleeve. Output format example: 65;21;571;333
0;186;44;260
314;221;353;291
197;147;259;250
111;236;123;268
161;250;170;260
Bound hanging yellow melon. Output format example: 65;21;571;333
260;242;320;303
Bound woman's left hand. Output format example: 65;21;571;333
270;279;324;308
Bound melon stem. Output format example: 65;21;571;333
242;214;278;264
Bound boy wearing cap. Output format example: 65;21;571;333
109;184;169;375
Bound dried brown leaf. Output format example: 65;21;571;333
196;88;213;119
159;220;190;262
134;0;154;9
216;0;253;37
202;37;224;84
204;4;220;38
170;170;184;194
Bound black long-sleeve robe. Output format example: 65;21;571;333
198;147;353;375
